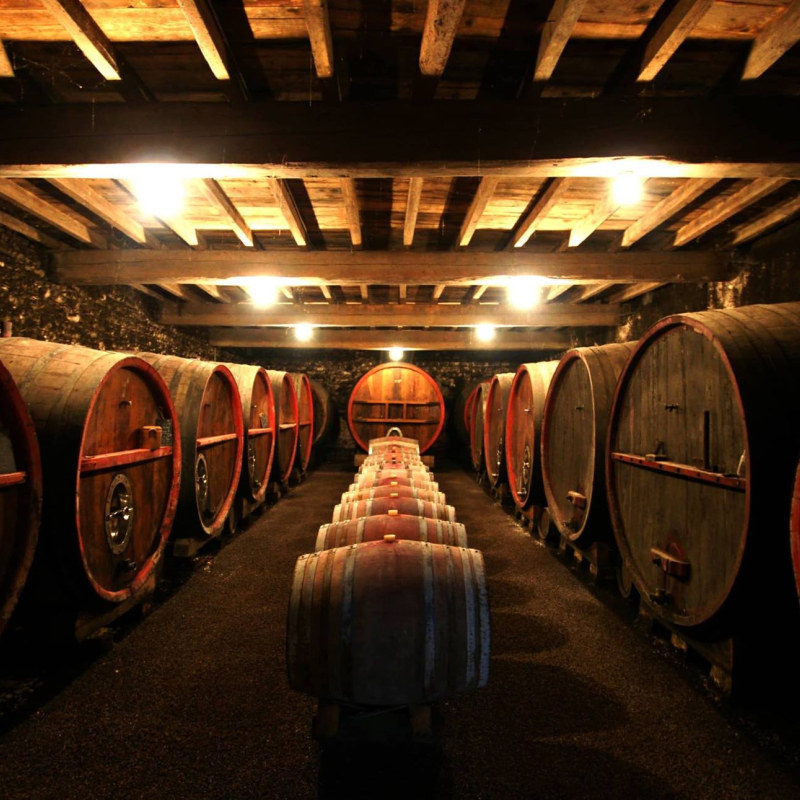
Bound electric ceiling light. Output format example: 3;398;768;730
245;278;279;308
129;167;185;219
611;172;644;206
476;323;496;342
389;346;405;362
294;323;314;342
507;276;543;310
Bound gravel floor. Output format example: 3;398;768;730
1;463;799;799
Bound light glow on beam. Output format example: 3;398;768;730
129;166;186;219
507;276;544;310
475;323;496;342
389;346;405;362
244;277;280;307
294;323;314;342
611;173;644;206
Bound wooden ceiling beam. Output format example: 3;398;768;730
211;328;572;351
472;285;489;301
398;284;407;304
38;0;120;80
508;178;570;249
619;178;718;248
419;0;467;77
0;39;13;77
267;178;308;247
743;0;800;80
303;0;335;79
359;284;369;302
117;178;197;246
196;178;253;246
0;179;104;246
672;178;791;247
535;0;589;81
605;282;666;304
432;284;446;302
2;99;798;180
195;283;231;302
47;178;152;245
404;178;423;247
160;301;620;328
319;284;333;301
158;283;196;301
175;0;230;80
0;209;67;250
131;284;165;301
543;284;573;301
638;0;713;82
569;190;620;247
570;282;615;302
341;178;362;247
730;193;800;246
53;249;729;285
457;177;500;247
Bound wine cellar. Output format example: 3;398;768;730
1;0;800;797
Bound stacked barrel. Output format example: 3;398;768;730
287;431;490;737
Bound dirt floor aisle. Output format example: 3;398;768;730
1;464;800;799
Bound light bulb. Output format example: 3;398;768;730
476;323;496;342
294;323;314;342
129;168;185;219
611;173;644;206
389;346;404;362
507;276;542;310
245;278;279;308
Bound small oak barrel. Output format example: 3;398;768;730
350;476;440;492
267;370;299;485
483;373;516;487
357;465;431;480
227;364;276;505
360;454;425;468
309;378;338;448
369;435;421;454
0;357;42;638
348;364;445;453
138;353;241;540
291;372;315;473
333;497;456;523
287;539;490;706
505;362;558;509
0;339;181;605
316;515;468;551
607;303;800;634
342;486;447;505
541;345;635;543
469;380;491;473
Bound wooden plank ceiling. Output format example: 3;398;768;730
0;0;799;350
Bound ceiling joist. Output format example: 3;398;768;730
419;0;467;77
742;0;800;80
404;178;423;247
535;0;589;82
303;0;335;79
267;178;308;247
340;178;362;247
458;177;500;247
0;39;13;77
175;0;231;81
196;178;253;247
731;193;800;245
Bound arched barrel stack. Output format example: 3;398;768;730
291;372;314;476
505;362;557;509
267;370;300;488
138;353;242;550
226;364;276;508
606;303;800;646
483;373;515;490
541;345;634;551
0;339;181;631
0;357;42;639
348;363;445;454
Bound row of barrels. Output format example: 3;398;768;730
287;432;490;713
0;337;335;642
462;301;800;653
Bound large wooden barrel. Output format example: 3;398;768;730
342;486;447;505
316;516;468;551
0;339;181;604
541;345;635;543
0;358;42;637
138;353;241;540
287;539;490;706
348;363;445;453
333;497;456;523
483;373;515;487
469;380;491;473
291;372;314;473
350;476;440;492
227;364;275;504
309;378;338;448
267;370;299;485
607;303;800;633
504;362;558;508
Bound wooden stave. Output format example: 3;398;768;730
267;370;300;484
291;372;315;472
341;486;447;505
483;373;516;488
541;345;635;537
309;378;337;448
226;363;276;505
349;476;440;492
287;539;490;706
469;380;491;473
332;496;456;523
505;362;558;509
139;353;242;540
0;357;42;638
315;515;468;551
1;340;181;604
347;363;445;454
606;302;800;633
